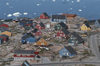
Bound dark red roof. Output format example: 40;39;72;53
62;14;77;18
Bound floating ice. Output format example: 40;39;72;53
52;0;56;2
78;9;82;12
6;2;9;6
13;12;21;17
71;1;74;3
36;3;40;6
77;0;80;2
7;14;12;17
23;12;28;15
70;8;73;10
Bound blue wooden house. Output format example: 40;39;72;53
0;38;3;44
95;20;100;28
59;46;77;57
21;33;36;44
51;15;67;23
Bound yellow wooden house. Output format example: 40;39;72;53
0;31;12;36
80;23;91;31
36;38;48;46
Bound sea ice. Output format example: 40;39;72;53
36;3;40;6
23;12;28;15
52;0;56;2
7;14;12;17
6;2;9;6
13;12;21;17
78;9;82;12
77;0;80;3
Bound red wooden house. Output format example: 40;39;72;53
0;35;9;42
56;31;65;38
0;24;9;28
56;28;70;39
40;13;49;19
35;22;45;30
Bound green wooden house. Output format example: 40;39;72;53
54;22;68;30
54;24;62;30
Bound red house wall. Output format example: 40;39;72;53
56;31;65;37
0;36;7;41
40;14;49;19
35;25;45;30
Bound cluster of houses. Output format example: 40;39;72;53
6;12;99;63
17;17;48;46
13;13;86;59
0;22;11;44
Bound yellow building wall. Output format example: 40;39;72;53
81;24;91;31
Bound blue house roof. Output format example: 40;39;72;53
26;37;36;43
21;33;36;44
